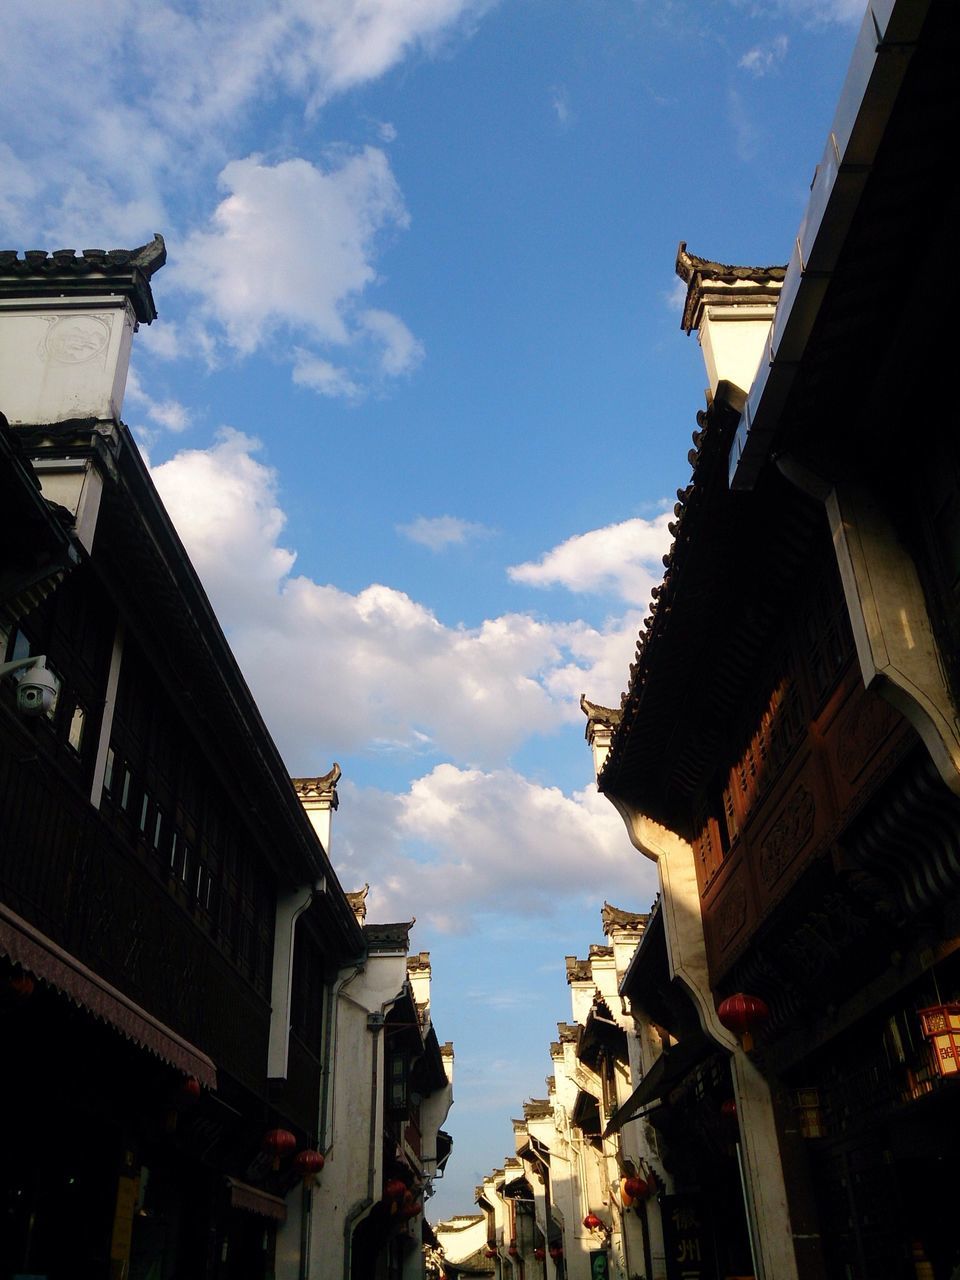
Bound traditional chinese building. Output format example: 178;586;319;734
0;241;454;1280
312;890;454;1280
584;0;960;1276
467;906;666;1280
434;1214;497;1277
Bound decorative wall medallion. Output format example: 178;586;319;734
836;694;897;781
760;784;815;887
41;314;111;365
716;883;747;949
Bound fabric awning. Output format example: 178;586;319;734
226;1178;287;1223
603;1035;713;1137
0;902;217;1089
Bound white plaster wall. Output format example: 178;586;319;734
276;1185;308;1280
419;1068;453;1181
567;980;595;1027
592;943;665;1280
407;962;431;1023
31;457;105;554
305;953;407;1280
698;306;773;399
0;297;136;425
543;1046;593;1280
436;1215;488;1265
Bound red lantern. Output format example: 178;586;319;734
179;1075;201;1105
534;1246;546;1261
549;1244;563;1260
293;1149;325;1187
262;1128;297;1170
484;1247;498;1259
622;1174;648;1203
400;1199;422;1220
718;993;770;1051
583;1213;603;1231
508;1242;519;1258
164;1074;201;1133
721;1098;738;1120
384;1178;407;1202
8;972;34;1001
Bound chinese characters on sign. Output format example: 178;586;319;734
661;1194;715;1280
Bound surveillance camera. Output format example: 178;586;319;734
16;665;58;718
0;653;58;718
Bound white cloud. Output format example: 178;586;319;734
739;34;788;75
663;277;688;313
165;151;426;396
727;85;762;163
508;514;671;606
137;320;183;362
333;768;657;929
0;0;490;244
149;432;640;771
148;401;190;433
292;350;363;400
124;368;192;434
550;86;573;127
173;151;410;356
762;0;863;23
360;309;425;376
398;515;491;551
151;429;297;616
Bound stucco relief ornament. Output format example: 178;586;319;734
40;313;111;365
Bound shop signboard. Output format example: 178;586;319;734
661;1193;716;1280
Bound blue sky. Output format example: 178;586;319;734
2;0;864;1219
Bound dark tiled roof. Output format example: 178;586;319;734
0;235;166;323
564;957;591;983
450;1246;496;1274
362;921;414;951
292;763;341;806
601;903;649;935
523;1099;552;1120
579;694;622;730
675;241;786;335
588;944;613;959
599;379;822;828
345;885;369;921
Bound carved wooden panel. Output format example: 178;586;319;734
702;852;755;975
757;783;816;892
748;749;835;916
819;678;912;820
